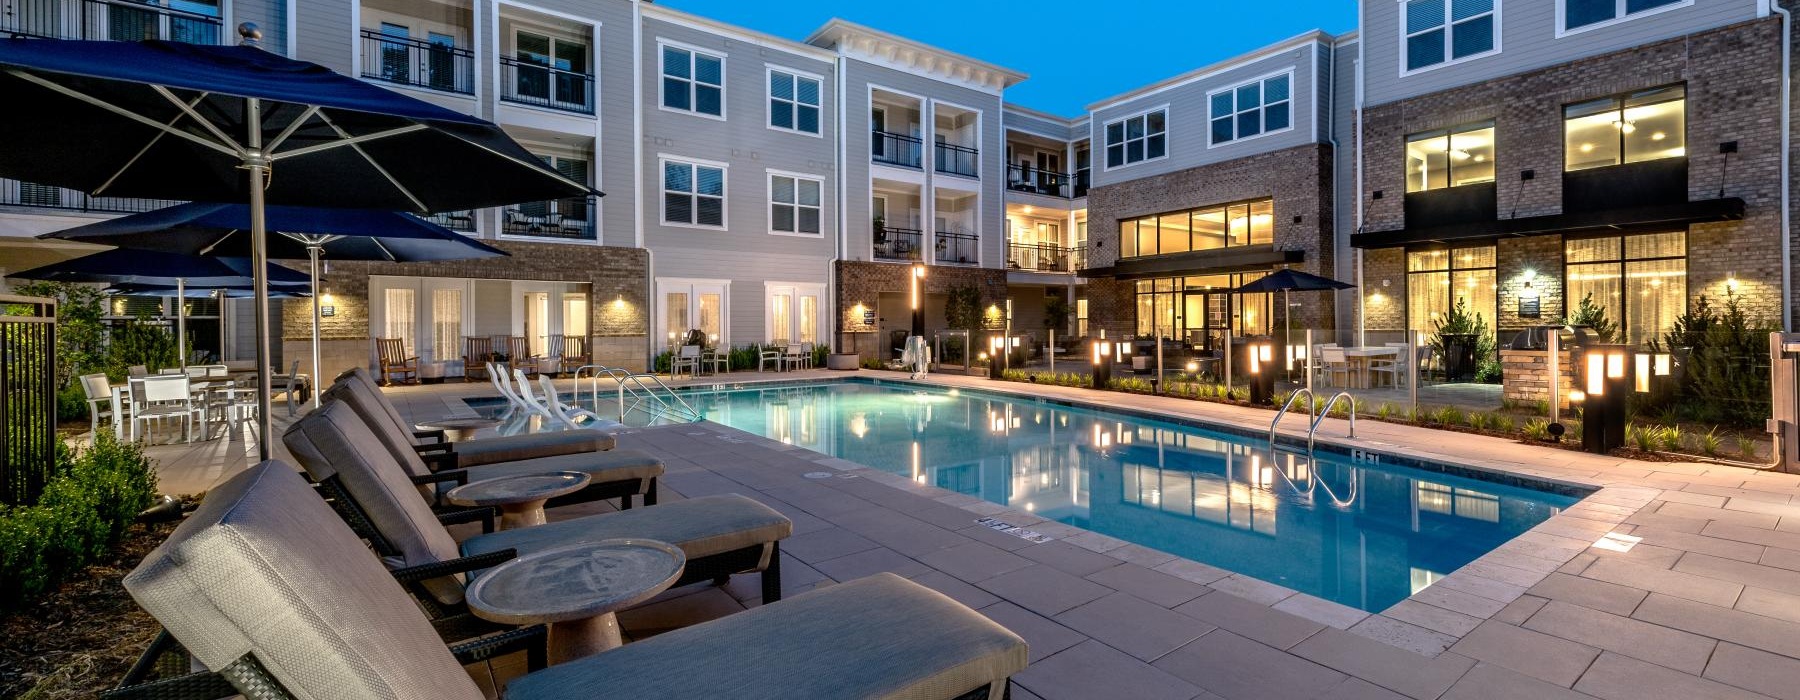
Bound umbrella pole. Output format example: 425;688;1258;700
176;277;186;369
217;290;226;362
309;244;323;408
246;98;274;462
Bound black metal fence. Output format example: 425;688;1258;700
360;29;475;95
1006;164;1073;197
2;0;222;43
502;196;596;239
1007;243;1081;272
935;231;979;265
0;295;58;506
935;142;979;178
874;225;922;262
0;177;183;214
499;55;594;114
872;130;922;168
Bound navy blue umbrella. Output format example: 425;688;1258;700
0;36;594;457
1234;269;1356;348
107;282;312;298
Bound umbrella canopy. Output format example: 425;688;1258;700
107;282;311;298
40;202;510;262
0;36;594;459
1233;269;1355;294
9;248;309;286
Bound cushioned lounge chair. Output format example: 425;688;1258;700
111;462;1028;700
336;366;606;468
281;402;792;608
323;379;662;509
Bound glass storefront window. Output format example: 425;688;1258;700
1404;121;1495;192
1120;199;1276;258
1565;85;1685;171
1406;246;1496;338
1565;231;1685;346
1133;272;1271;345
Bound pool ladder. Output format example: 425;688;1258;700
1269;389;1357;453
573;364;703;424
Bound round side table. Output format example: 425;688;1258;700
464;539;686;663
415;417;503;443
445;472;589;530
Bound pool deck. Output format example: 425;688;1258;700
140;369;1800;699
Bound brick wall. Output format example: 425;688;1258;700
834;260;1007;357
1084;142;1338;335
1361;248;1406;337
1501;349;1575;410
1495;235;1564;337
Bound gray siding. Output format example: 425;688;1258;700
293;0;352;74
652;248;830;344
1361;0;1762;106
1088;38;1330;188
231;0;288;54
1003;108;1077;141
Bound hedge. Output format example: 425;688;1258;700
0;433;158;608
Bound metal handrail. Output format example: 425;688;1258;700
1269;387;1314;447
573;364;701;423
1307;392;1357;452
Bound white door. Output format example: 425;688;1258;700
767;283;824;346
657;279;728;352
421;278;471;364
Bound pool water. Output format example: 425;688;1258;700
478;380;1582;611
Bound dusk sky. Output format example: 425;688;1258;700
659;0;1359;117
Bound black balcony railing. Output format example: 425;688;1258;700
502;196;595;240
1073;168;1090;198
935;141;979;178
871;130;922;169
935;230;978;265
499;55;594;115
2;0;221;42
1006;243;1083;273
0;178;181;213
422;210;476;232
361;29;474;95
1006;164;1073;197
873;225;922;262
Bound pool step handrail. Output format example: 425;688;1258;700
1270;388;1315;449
572;364;702;424
1306;392;1357;452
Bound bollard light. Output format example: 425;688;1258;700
1653;352;1672;376
1568;389;1586;403
1586;351;1605;396
1286;344;1307;371
1635;353;1651;393
1092;341;1105;364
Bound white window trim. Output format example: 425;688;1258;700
766;168;826;238
1556;0;1693;37
765;64;826;138
1205;69;1297;149
656;277;730;353
929;97;985;180
763;281;826;347
656;38;727;121
1099;104;1170;172
1398;0;1502;77
658;154;730;231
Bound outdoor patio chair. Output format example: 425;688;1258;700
376;337;418;385
782;343;808;371
131;374;202;444
537;375;615;430
672;344;702;378
560;336;590;373
510;368;557;419
463;336;494;381
80;373;115;444
758;343;784;371
508;336;535;377
113;461;1027;700
267;360;306;417
1319;348;1352;388
127;364;148;377
281;403;789;608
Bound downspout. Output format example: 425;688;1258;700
1353;44;1366;347
633;0;652;371
1324;41;1341;343
833;51;848;353
1776;0;1793;332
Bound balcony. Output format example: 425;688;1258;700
873;225;922;262
872;131;922;169
1006;164;1073;197
935;231;978;265
422;209;475;232
2;0;221;43
1073;168;1089;198
935;142;978;179
501;196;595;240
499;55;593;115
1007;243;1082;273
360;29;474;95
0;178;181;213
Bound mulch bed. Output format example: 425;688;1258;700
0;520;175;700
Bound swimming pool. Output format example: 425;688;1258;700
478;379;1582;612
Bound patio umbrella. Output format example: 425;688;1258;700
0;36;594;459
41;202;509;406
10;248;309;369
1234;269;1356;359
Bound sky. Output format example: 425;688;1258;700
658;0;1359;118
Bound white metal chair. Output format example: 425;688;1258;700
758;343;784;372
268;360;307;417
132;374;201;443
1368;347;1407;388
702;346;729;375
127;364;148;377
1319;348;1352;388
80;373;114;444
672;344;702;379
781;343;808;371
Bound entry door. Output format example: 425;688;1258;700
658;280;727;352
421;278;471;363
522;291;551;356
767;283;824;346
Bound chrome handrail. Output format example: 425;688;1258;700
572;364;702;423
1308;392;1358;453
1269;387;1315;447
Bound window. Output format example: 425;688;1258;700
1103;109;1166;169
1119;199;1274;258
1405;121;1495;192
383;287;416;356
1132;273;1271;343
1564;85;1685;171
562;292;588;339
769;69;821;134
514;31;589;109
662;44;723;117
663;160;725;228
1405;0;1496;71
769;173;822;236
1564;0;1684;32
1565;232;1685;347
767;283;823;345
430;288;462;362
1210;74;1291;145
1406;246;1495;340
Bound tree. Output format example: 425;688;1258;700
11;281;107;390
1566;292;1617;343
1044;295;1072;335
944;284;983;332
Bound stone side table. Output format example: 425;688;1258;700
445;472;589;530
415;417;502;443
464;539;686;663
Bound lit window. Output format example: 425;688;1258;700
1564;85;1685;171
769;69;821;134
1405;121;1496;192
662;45;723;116
768;174;822;235
1210;74;1291;145
1405;0;1497;71
1120;199;1274;258
1406;246;1495;339
1565;232;1685;346
1565;0;1683;31
663;160;725;228
1104;109;1166;168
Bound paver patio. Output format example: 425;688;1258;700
139;369;1800;699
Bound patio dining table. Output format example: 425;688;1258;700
1333;347;1400;389
111;377;258;441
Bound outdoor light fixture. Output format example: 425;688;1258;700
1635;352;1673;393
909;264;926;338
1185;360;1199;374
1568;389;1586;403
1286;343;1307;371
1635;354;1651;393
1586;352;1605;396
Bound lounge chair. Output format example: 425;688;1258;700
281;402;789;607
113;461;1028;700
335;366;606;468
320;379;661;509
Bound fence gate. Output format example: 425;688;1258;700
1;295;57;505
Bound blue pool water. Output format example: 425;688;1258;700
477;380;1583;611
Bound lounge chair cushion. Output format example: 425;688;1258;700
331;369;615;468
461;494;792;565
282;401;467;604
452;450;664;490
504;573;1028;700
123;461;485;700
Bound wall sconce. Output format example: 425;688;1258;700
1726;273;1740;293
613;294;626;309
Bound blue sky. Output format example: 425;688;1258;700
658;0;1358;118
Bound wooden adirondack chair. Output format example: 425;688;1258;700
507;336;535;377
375;338;418;385
561;336;591;373
462;336;494;381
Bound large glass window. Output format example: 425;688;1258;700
1565;0;1683;31
430;288;462;362
661;45;723;116
1209;73;1291;145
769;69;821;134
1405;0;1497;71
1133;274;1272;343
384;287;416;355
1406;246;1496;338
1564;232;1685;347
1405;121;1496;192
1120;199;1274;258
1564;85;1685;171
663;160;725;228
1104;109;1166;169
769;174;822;236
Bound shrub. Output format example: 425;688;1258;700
1737;435;1759;461
1490;414;1515;433
1658;425;1685;452
1522;419;1551;441
1002;369;1030;382
1628;424;1657;452
0;433;157;608
1432;405;1465;426
1377;403;1395;420
1466;412;1489;431
104;317;178;380
1698;427;1723;457
1567;292;1618;342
